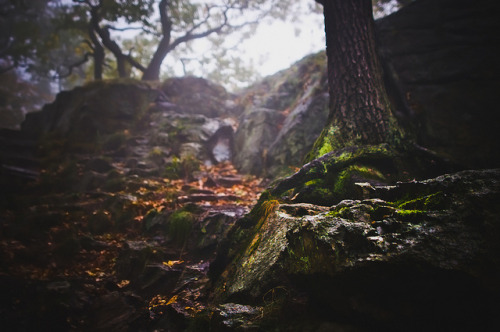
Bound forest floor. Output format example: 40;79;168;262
0;160;264;330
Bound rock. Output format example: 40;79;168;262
195;209;246;252
230;0;500;177
87;291;144;331
85;158;114;173
233;107;283;175
147;110;235;166
376;0;500;169
233;52;329;178
115;240;170;284
265;90;329;178
210;168;500;331
159;76;242;118
212;303;262;330
22;80;159;140
207;125;234;164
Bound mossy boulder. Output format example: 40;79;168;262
208;168;500;331
22;79;159;140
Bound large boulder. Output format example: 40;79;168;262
209;168;500;330
21;79;159;139
159;76;242;118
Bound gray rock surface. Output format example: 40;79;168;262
212;168;500;331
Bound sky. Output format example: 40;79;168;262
239;14;325;77
157;1;326;89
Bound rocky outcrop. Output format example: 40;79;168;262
209;168;500;331
21;80;159;139
160;76;242;118
233;52;329;178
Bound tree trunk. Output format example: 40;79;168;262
89;6;128;78
141;38;170;81
142;0;171;81
309;0;405;159
88;25;104;80
98;27;128;78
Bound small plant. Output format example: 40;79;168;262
180;154;201;180
163;154;201;180
164;156;182;179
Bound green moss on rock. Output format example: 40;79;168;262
168;210;195;246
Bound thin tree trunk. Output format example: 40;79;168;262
142;37;170;81
88;25;104;80
98;27;128;78
142;0;171;81
90;6;128;78
310;0;404;158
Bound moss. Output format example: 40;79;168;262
396;192;447;211
164;156;181;179
284;232;334;274
396;209;424;216
317;137;334;158
395;209;426;223
333;164;385;196
306;125;340;161
168;210;195;246
163;155;201;180
255;200;280;228
328;206;352;218
180;154;201;179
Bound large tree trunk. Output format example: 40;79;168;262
309;0;405;159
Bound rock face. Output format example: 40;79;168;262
21;80;159;139
377;0;500;169
161;76;242;118
233;52;329;178
210;169;500;330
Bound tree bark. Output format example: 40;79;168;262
89;5;129;78
88;24;104;80
310;0;405;158
142;0;171;81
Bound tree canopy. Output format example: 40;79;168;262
1;0;413;92
2;0;307;89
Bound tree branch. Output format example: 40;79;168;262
167;6;229;53
53;52;92;79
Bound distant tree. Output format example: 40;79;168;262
0;0;53;74
66;0;298;81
